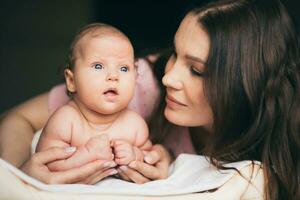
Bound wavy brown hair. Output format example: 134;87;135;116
186;0;300;199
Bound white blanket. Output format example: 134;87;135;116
0;154;260;196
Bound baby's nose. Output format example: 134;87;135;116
106;72;119;81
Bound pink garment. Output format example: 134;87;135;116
48;58;195;156
48;84;69;115
128;58;161;122
164;126;196;156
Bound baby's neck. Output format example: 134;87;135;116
68;99;125;127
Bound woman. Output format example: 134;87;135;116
0;0;299;199
164;0;299;199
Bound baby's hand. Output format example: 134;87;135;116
112;140;142;165
85;134;114;161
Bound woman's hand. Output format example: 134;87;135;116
117;144;171;184
21;147;117;184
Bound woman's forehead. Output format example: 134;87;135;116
174;14;210;62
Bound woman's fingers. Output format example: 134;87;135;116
128;161;168;180
21;147;76;183
92;169;118;184
118;166;150;184
117;167;131;182
33;146;76;164
85;168;118;184
126;144;171;180
116;144;171;183
78;162;117;184
144;149;160;164
144;144;171;165
50;160;115;184
21;146;119;184
27;144;170;184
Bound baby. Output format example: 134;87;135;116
36;23;152;172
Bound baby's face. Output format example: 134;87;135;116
71;34;135;114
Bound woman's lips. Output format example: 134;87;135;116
165;95;187;109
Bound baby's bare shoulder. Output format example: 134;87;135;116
45;102;81;129
121;110;148;132
52;101;80;119
121;109;145;121
120;110;147;128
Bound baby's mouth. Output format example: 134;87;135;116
103;88;119;96
104;88;118;95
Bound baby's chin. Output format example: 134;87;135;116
95;103;129;115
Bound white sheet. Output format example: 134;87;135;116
0;154;260;196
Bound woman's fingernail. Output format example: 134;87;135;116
144;155;152;163
119;166;128;171
129;161;136;168
65;146;76;153
109;169;118;175
104;161;116;168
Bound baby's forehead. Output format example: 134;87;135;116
73;26;132;56
81;27;127;43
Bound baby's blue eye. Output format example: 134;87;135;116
93;64;103;70
120;66;128;72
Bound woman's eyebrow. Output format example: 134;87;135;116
185;54;206;65
173;39;206;64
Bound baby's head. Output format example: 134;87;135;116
66;23;134;71
64;23;136;115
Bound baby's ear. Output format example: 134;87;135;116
64;68;76;93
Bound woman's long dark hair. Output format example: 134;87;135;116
189;0;300;199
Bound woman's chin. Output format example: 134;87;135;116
164;107;187;126
164;107;211;128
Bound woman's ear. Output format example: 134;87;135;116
64;69;76;93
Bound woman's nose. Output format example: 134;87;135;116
162;67;183;90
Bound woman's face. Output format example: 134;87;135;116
162;14;213;130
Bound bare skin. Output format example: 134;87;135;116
36;101;151;171
0;92;170;184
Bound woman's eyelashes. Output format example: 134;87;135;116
190;66;205;77
171;51;205;77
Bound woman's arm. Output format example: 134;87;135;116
0;92;50;167
21;146;116;184
0;91;117;184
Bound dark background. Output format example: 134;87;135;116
0;0;299;113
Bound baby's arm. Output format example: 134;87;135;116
113;112;151;165
36;106;113;171
47;135;113;171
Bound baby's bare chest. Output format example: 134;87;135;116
70;118;137;146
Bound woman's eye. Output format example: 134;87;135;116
93;64;103;70
190;66;205;77
120;66;129;72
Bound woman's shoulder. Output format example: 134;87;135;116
190;162;264;199
222;162;264;199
